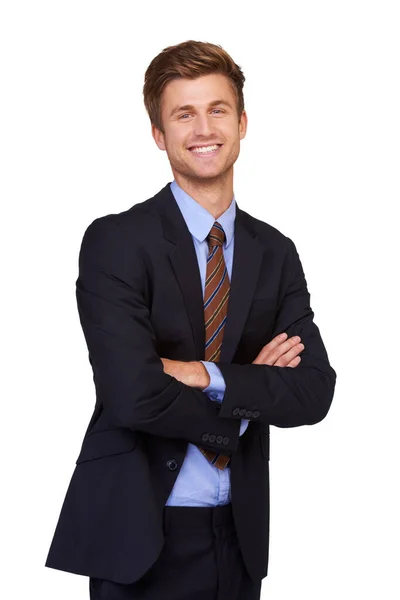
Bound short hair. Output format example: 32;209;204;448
143;40;246;133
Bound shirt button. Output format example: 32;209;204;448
210;392;218;399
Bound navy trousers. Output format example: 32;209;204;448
89;503;262;600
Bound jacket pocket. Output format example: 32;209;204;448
75;427;137;464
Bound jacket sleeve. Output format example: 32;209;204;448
215;236;337;427
200;361;249;437
75;216;241;452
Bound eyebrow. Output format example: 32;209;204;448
169;99;233;118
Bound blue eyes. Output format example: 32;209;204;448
179;109;224;119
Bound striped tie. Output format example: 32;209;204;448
198;222;231;470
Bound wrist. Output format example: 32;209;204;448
190;361;210;390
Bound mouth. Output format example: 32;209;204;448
188;143;223;157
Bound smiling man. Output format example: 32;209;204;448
152;72;246;218
45;40;337;600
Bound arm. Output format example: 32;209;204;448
76;216;241;452
214;237;337;427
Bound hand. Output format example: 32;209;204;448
252;333;304;368
160;358;210;390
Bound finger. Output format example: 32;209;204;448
286;356;301;368
258;337;303;366
264;332;290;352
274;344;304;367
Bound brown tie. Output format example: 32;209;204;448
197;222;231;470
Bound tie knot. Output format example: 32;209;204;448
207;222;225;248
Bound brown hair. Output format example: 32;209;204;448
143;40;246;133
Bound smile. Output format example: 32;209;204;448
188;144;223;157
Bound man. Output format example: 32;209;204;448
45;40;336;600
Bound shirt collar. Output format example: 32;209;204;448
170;180;236;248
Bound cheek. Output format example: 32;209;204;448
164;129;185;152
220;128;239;148
166;140;184;158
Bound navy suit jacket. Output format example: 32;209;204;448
44;182;337;584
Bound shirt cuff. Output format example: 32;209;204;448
239;419;250;436
200;360;226;402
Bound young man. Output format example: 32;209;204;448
45;40;337;600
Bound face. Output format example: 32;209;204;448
152;73;247;184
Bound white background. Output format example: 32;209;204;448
1;1;399;598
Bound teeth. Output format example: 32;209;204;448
191;144;219;153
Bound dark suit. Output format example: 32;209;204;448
45;182;336;585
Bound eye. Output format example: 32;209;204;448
178;109;225;120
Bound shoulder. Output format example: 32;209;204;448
79;193;160;248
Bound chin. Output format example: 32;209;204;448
189;169;224;180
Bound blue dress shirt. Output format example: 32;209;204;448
165;180;249;507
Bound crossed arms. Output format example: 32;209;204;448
76;216;336;453
159;332;306;390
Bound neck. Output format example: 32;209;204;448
173;170;234;220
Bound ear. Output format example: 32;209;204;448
239;110;248;140
152;124;166;151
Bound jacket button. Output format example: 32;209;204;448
232;408;240;416
216;436;223;444
209;434;216;442
245;410;253;418
166;459;178;471
253;411;260;418
239;409;246;417
202;433;210;442
222;437;229;446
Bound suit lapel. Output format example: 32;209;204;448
219;215;264;363
154;183;264;364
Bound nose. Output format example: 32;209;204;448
193;113;214;137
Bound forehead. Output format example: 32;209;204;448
161;73;235;111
